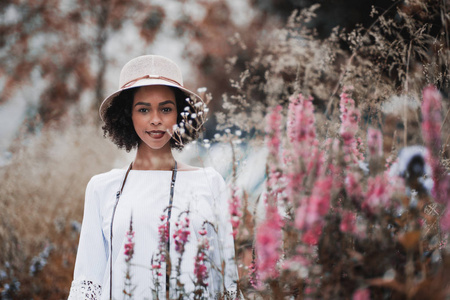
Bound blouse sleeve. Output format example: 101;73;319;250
211;170;240;297
68;177;107;299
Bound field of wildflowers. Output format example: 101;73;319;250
1;1;450;299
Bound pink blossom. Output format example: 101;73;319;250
340;211;356;233
155;214;169;264
194;252;208;286
362;175;391;214
265;105;283;158
124;216;135;263
302;224;323;245
421;85;442;153
158;215;169;246
287;93;316;146
229;187;243;238
339;88;364;164
255;205;282;281
367;128;383;157
295;176;333;230
345;171;363;201
194;228;210;288
173;216;190;255
353;288;370;300
421;86;450;205
294;176;332;246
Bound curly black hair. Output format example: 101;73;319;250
102;86;201;152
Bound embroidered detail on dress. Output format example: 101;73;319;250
215;290;242;299
68;280;102;300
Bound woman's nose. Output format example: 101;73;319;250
150;112;162;125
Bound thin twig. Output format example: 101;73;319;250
325;0;402;117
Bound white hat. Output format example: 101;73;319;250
99;55;203;121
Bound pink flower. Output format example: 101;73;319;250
340;211;356;233
255;205;282;281
339;88;364;164
229;187;243;238
295;176;333;230
194;252;209;287
124;216;134;263
345;171;363;201
287;93;316;146
301;224;323;246
194;227;210;288
421;85;442;153
158;215;169;245
367;128;383;157
353;288;370;300
156;215;169;263
362;175;391;214
421;86;450;205
265;105;283;158
173;216;190;255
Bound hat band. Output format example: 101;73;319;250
121;75;182;89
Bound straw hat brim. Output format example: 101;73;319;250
99;78;204;122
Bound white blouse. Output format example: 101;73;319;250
68;167;238;299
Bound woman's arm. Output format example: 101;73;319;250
68;177;108;299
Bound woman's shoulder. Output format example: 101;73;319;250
88;167;129;189
178;163;223;178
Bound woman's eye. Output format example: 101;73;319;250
138;108;149;113
161;107;172;113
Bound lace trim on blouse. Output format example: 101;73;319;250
216;289;243;299
68;280;102;300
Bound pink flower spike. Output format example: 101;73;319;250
265;105;283;159
353;288;370;300
124;216;135;263
287;93;316;146
420;86;450;205
173;214;190;255
255;205;282;281
362;175;391;214
229;187;243;238
194;226;210;288
340;211;356;233
421;85;442;153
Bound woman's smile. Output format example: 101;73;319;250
147;130;167;139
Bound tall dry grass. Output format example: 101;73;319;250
0;116;126;298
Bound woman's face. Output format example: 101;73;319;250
132;85;177;151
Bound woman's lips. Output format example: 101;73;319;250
147;130;165;139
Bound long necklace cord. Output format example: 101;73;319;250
109;163;132;300
108;162;177;300
166;161;178;298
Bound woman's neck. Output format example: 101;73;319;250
132;143;176;170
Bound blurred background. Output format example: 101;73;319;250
1;0;448;298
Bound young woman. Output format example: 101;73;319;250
68;55;238;299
